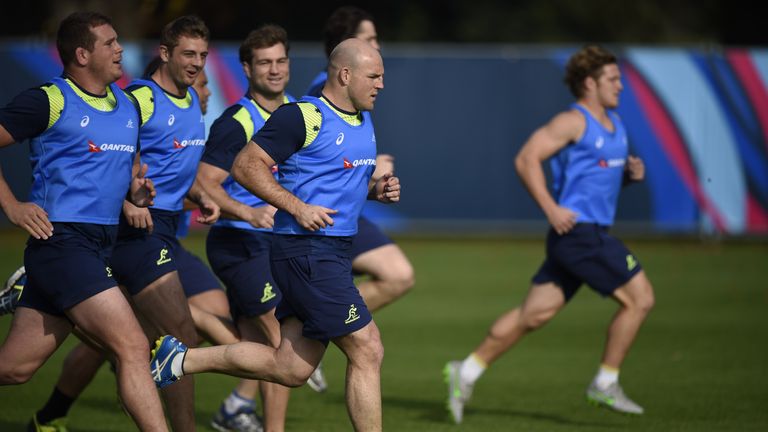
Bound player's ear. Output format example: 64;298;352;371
584;76;597;93
74;46;90;67
159;45;171;63
340;66;351;86
242;62;253;80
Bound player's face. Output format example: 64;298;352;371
355;20;380;51
164;36;208;90
246;43;290;98
88;24;124;84
348;53;384;112
595;63;623;109
192;69;210;115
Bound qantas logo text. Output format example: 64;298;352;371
598;158;625;168
343;158;376;169
173;137;206;149
88;140;135;153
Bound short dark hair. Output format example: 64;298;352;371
323;6;374;58
160;15;209;53
563;45;618;98
239;24;290;64
56;11;112;66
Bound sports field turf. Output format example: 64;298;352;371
0;229;766;431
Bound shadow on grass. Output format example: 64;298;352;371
75;396;218;430
383;395;623;429
0;419;27;431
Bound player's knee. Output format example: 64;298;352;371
380;262;415;298
0;364;36;384
392;264;415;294
279;360;316;387
521;308;556;331
112;332;151;362
623;282;655;316
637;286;655;315
351;332;385;369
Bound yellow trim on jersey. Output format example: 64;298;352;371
297;103;322;148
40;79;118;130
168;91;193;109
41;85;63;130
295;97;363;149
128;85;193;125
319;98;362;126
236;96;294;143
232;106;255;143
128;86;154;125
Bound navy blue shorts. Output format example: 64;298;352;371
350;216;393;261
20;223;118;316
206;227;281;319
110;209;180;295
272;235;372;342
532;224;642;301
175;245;222;298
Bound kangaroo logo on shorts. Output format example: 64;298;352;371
261;282;276;303
626;254;638;271
344;304;360;324
156;247;172;265
105;266;113;277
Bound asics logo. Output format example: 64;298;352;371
168;114;175;126
152;348;176;382
80;116;90;127
595;136;604;149
336;132;345;145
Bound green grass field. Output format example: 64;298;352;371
0;229;766;431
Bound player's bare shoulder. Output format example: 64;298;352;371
539;108;586;145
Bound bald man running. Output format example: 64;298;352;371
149;39;398;432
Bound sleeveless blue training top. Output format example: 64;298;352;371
550;104;628;226
216;95;295;232
273;96;376;236
29;77;138;225
130;79;206;211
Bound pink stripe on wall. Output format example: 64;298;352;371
746;196;768;233
208;47;243;105
728;49;768;152
624;62;727;232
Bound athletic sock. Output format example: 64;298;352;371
221;390;255;416
593;364;619;389
36;387;75;424
171;351;186;378
459;353;487;385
